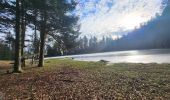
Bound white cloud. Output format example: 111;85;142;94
76;0;167;37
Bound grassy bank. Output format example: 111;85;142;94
0;59;170;99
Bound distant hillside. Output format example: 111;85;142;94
112;1;170;50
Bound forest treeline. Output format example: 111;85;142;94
0;0;80;72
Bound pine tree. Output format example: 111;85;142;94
13;0;22;72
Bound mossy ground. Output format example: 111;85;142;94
0;59;170;99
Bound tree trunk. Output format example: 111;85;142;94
38;28;46;67
21;0;26;67
38;6;47;67
13;0;22;73
33;9;39;56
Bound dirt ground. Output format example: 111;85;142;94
0;59;170;99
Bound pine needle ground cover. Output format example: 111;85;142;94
0;59;170;99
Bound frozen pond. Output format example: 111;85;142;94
46;49;170;63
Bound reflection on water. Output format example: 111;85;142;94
46;49;170;63
75;54;170;63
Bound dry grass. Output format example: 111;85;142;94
0;59;170;99
0;61;13;69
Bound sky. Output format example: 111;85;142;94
0;0;167;40
75;0;168;38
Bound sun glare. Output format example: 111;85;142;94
120;13;146;30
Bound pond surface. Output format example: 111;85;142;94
46;49;170;63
